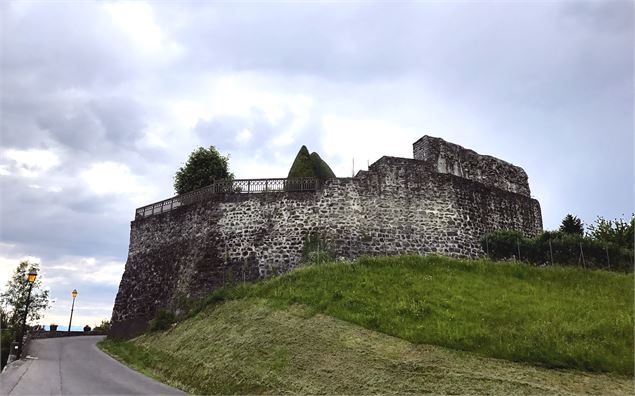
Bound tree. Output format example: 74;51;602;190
0;261;50;329
587;214;634;250
0;261;50;369
174;146;234;195
1;306;15;369
288;145;335;178
559;214;584;236
94;319;111;332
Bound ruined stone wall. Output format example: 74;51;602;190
413;136;531;196
111;154;542;338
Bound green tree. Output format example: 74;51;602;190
1;306;15;369
587;214;634;250
559;214;584;236
94;319;111;332
174;146;234;195
0;261;50;328
288;146;335;178
0;261;50;368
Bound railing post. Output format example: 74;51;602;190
248;180;250;194
265;180;268;192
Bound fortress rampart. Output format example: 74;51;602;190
110;136;542;338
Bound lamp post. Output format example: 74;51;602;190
67;289;78;334
16;269;38;358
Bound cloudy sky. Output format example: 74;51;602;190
1;1;632;327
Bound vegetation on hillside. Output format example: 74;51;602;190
587;214;634;251
287;145;335;179
174;146;234;195
107;256;632;382
482;214;634;271
100;297;632;395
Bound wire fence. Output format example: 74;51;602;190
482;234;633;272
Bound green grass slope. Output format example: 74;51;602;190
100;300;632;395
101;256;634;394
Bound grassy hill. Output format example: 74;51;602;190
100;256;634;394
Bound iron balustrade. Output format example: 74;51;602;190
135;177;320;219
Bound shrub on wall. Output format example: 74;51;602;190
288;145;336;179
301;232;334;265
481;230;633;271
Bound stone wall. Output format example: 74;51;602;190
110;137;542;338
413;136;531;196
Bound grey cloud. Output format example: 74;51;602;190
2;2;140;88
0;177;130;259
35;97;146;152
560;0;633;34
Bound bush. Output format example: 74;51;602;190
148;310;176;332
288;146;335;179
301;232;334;265
1;327;15;370
481;230;633;271
587;214;634;250
94;319;111;332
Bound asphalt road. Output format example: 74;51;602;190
0;336;184;395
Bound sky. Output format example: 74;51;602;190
0;1;632;327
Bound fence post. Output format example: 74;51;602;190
549;239;554;266
516;238;521;261
579;242;586;269
605;246;610;270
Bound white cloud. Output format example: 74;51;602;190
79;161;156;203
322;114;415;176
236;128;252;144
2;148;61;178
103;1;182;59
80;259;125;286
0;253;42;289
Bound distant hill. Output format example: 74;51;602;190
288;145;335;178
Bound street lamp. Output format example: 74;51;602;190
16;268;38;357
68;289;78;334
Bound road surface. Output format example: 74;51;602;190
0;336;183;395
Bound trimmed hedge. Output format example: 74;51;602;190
288;145;336;179
481;230;633;272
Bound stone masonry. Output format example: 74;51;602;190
413;136;531;196
110;135;542;338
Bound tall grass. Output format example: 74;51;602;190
192;255;634;375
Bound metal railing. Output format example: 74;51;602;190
135;177;320;219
